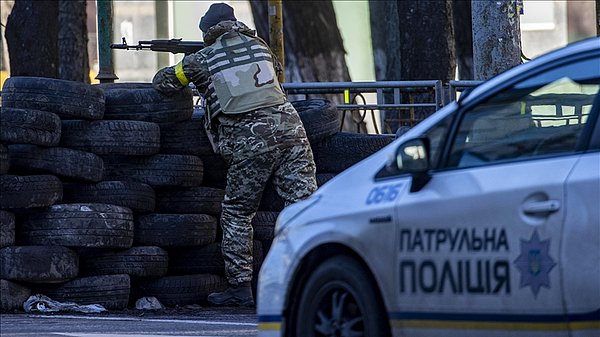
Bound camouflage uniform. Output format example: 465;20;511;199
153;20;317;286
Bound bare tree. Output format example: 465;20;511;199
6;0;59;78
472;0;521;80
453;0;473;80
370;0;455;131
369;1;401;82
5;0;88;82
59;0;89;83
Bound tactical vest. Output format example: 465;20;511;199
202;31;286;120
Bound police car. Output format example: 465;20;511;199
257;37;600;337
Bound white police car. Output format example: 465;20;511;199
257;37;600;337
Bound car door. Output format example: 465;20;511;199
561;94;600;337
391;55;599;337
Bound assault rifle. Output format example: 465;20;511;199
110;37;205;55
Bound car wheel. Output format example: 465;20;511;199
294;255;390;337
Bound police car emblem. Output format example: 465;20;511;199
513;230;556;297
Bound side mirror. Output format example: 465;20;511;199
396;138;431;192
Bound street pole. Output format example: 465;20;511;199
268;0;285;83
96;0;118;83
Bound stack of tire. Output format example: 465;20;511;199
0;76;394;312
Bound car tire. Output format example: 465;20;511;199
134;214;217;247
0;108;61;146
0;246;79;283
0;175;62;210
0;279;32;312
168;241;262;277
0;211;15;248
1;76;104;120
34;274;130;310
311;132;395;173
60;120;161;156
103;154;204;188
199;154;228;189
79;246;168;278
133;274;227;307
159;109;215;156
293;255;391;337
8;145;104;182
156;186;224;215
96;83;192;123
252;211;278;241
0;144;10;174
292;99;341;144
62;181;156;213
19;203;134;249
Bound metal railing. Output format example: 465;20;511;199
281;80;482;134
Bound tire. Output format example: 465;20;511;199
79;246;168;278
1;279;32;312
103;154;204;188
1;76;104;120
0;175;62;210
19;203;134;249
168;241;262;276
133;274;227;307
292;255;391;337
168;242;223;276
8;145;104;182
0;144;10;174
96;83;192;123
0;211;15;248
198;154;228;189
292;99;341;144
311;132;395;173
62;181;156;213
252;211;278;241
34;274;130;310
0;108;61;146
134;213;217;247
156;186;224;215
0;246;79;283
60;120;160;156
159;109;215;156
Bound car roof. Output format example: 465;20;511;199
461;37;600;106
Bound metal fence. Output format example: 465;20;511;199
281;80;482;134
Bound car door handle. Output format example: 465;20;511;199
522;200;561;215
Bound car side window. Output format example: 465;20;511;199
446;57;600;169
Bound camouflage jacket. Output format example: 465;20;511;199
152;21;285;123
152;21;307;157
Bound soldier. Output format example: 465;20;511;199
152;3;317;306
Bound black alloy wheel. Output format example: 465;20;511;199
295;255;390;337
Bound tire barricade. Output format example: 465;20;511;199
0;77;395;312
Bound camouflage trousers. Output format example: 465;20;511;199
216;102;318;285
219;139;317;286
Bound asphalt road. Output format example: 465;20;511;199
0;307;258;337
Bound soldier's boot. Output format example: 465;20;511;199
207;282;254;306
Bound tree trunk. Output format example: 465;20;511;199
471;0;521;80
5;0;59;78
453;0;474;80
58;0;89;83
374;0;455;131
596;0;600;36
249;0;364;132
369;1;401;82
398;0;455;82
